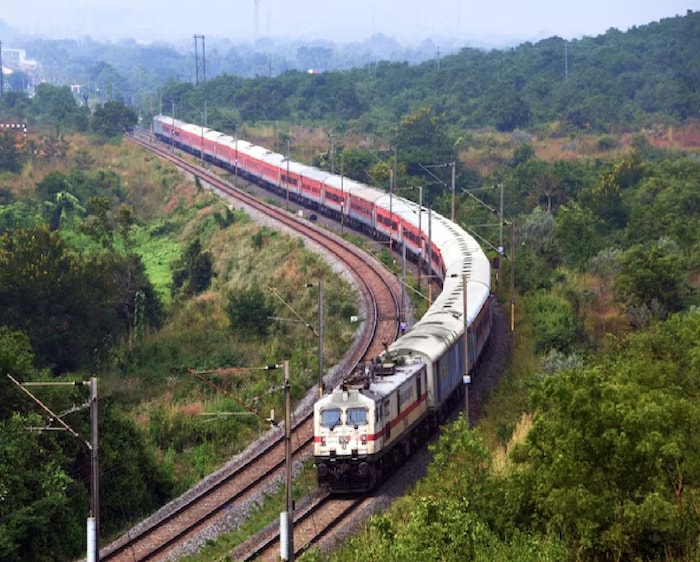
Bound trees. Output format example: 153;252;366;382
524;291;583;354
90;101;138;138
517;312;700;560
0;413;84;562
0;226;162;373
31;83;88;133
171;238;215;298
613;239;690;319
226;287;275;338
0;131;22;173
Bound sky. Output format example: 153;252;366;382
1;0;697;46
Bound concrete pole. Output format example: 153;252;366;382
417;186;423;291
451;162;456;222
463;275;470;426
284;360;294;561
428;207;433;306
90;377;99;562
318;283;324;399
286;139;290;211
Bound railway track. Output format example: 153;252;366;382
233;491;370;561
98;131;403;561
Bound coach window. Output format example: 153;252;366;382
346;407;367;426
320;408;342;429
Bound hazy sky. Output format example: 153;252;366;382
1;0;697;45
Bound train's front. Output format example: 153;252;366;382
313;381;378;493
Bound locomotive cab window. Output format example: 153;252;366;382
320;408;342;428
346;407;367;426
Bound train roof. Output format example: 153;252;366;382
315;357;426;407
322;174;366;193
347;183;386;204
373;194;416;217
237;141;273;161
300;166;333;183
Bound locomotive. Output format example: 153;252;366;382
152;115;493;493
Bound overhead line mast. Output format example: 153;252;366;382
0;40;4;99
255;0;261;42
194;35;206;85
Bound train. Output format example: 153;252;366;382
152;114;494;493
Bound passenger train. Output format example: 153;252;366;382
152;115;494;493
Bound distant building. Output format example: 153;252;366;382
1;48;40;94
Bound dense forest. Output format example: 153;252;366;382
0;11;700;562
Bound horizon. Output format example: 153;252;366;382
0;1;696;48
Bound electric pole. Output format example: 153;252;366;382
194;35;206;85
0;41;4;99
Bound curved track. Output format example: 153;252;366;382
98;132;402;561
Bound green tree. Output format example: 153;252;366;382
519;312;700;560
0;328;41;420
578;166;629;231
392;107;457;201
31;83;88;133
171;238;215;298
524;291;583;354
0;226;162;372
0;413;85;562
96;398;175;537
554;203;605;271
226;287;275;337
35;170;70;202
0;131;22;173
613;239;690;318
90;100;138;138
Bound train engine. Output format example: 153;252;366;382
314;356;429;493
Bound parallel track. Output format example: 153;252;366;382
99;132;402;561
234;492;369;561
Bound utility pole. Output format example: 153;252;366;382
170;100;176;153
0;40;4;99
89;378;99;562
317;282;324;399
194;35;206;85
451;161;456;222
510;219;516;334
340;154;345;234
280;360;294;561
498;182;504;296
416;186;423;290
427;206;433;306
418;162;456;222
330;136;335;174
462;276;470;425
390;147;397;248
401;239;407;328
286;139;290;211
7;375;99;562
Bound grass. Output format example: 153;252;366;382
131;224;182;304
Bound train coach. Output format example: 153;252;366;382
152;115;494;492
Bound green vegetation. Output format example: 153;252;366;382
318;312;700;561
0;126;359;560
1;12;700;562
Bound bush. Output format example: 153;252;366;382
524;291;582;354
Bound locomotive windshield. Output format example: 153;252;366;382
320;408;342;429
346;407;367;426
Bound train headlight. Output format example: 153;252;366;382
360;434;367;445
317;463;328;477
358;462;369;477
